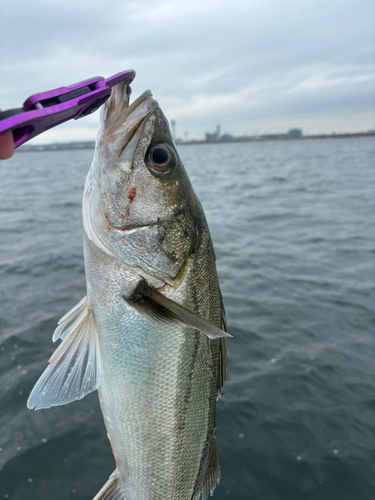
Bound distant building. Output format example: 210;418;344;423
171;120;176;140
220;134;233;141
287;128;303;138
205;124;221;141
260;128;303;140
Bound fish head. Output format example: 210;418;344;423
84;82;203;285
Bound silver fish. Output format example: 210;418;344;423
28;81;230;500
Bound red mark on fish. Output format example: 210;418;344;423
104;213;111;230
128;186;136;204
104;187;136;230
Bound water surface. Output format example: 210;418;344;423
0;137;374;499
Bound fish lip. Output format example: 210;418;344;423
101;89;156;159
116;111;152;159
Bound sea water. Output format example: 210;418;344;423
0;137;374;499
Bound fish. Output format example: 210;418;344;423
27;80;231;500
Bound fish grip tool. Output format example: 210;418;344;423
0;69;136;148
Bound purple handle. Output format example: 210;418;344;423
23;76;104;110
0;70;135;148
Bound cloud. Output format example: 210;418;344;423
0;0;373;143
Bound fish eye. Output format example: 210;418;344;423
147;144;176;174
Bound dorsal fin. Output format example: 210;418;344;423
217;301;228;398
52;296;88;342
93;470;125;500
27;297;100;410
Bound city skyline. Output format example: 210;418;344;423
0;0;373;145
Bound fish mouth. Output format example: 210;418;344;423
101;85;157;161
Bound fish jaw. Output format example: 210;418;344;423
86;83;158;245
98;84;156;160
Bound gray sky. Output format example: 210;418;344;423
0;0;374;143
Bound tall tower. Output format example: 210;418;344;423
171;120;176;140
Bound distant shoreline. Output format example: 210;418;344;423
176;132;375;146
17;132;375;152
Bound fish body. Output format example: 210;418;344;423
28;81;228;500
84;227;222;500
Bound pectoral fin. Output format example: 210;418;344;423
123;281;232;340
27;297;100;410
